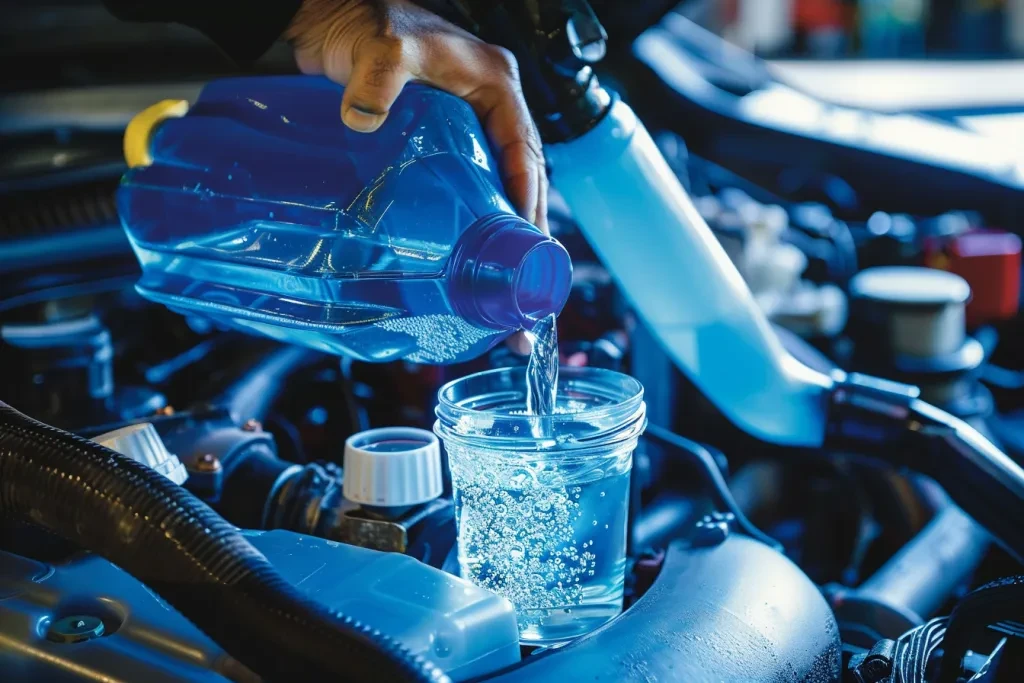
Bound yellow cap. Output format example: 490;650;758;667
123;99;190;168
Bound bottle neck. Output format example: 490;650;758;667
448;215;572;330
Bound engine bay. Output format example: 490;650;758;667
4;2;1024;682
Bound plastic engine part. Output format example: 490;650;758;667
92;422;188;485
490;534;841;682
0;530;520;682
925;230;1022;327
343;427;443;508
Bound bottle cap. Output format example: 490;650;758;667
849;266;970;358
93;422;188;485
451;216;572;329
343;427;443;507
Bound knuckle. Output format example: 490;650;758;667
375;35;406;64
488;45;519;76
515;120;543;162
368;55;399;82
357;38;407;94
518;126;541;158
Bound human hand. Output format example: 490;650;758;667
286;0;548;231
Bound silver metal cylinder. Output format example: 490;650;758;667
857;505;990;622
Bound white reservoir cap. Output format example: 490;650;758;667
849;266;970;358
93;422;188;485
343;427;443;507
850;266;970;308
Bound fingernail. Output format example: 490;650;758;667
343;105;386;132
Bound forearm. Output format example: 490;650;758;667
102;0;304;62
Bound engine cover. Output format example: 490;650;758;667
0;529;520;682
493;534;842;683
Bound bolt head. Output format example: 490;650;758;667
692;519;730;548
194;453;222;473
47;615;105;643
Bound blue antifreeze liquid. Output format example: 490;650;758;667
452;317;633;644
450;448;631;644
525;313;559;431
117;76;571;364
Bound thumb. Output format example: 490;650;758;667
340;36;413;132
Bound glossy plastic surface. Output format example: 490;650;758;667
117;76;570;363
0;530;520;681
547;96;832;446
435;367;646;644
490;535;841;682
343;427;444;507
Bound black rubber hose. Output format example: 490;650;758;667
827;374;1024;563
887;617;947;683
0;401;446;683
645;424;783;552
212;344;321;424
937;576;1024;683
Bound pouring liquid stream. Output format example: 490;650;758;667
525;313;560;437
448;313;636;643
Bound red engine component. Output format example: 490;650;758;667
925;230;1022;327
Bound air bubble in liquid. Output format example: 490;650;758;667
447;393;630;642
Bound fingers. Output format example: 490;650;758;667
289;0;412;133
340;36;414;132
534;161;550;234
419;41;548;229
475;84;541;225
288;0;548;228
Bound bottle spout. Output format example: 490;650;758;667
450;216;573;330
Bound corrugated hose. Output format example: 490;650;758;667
0;400;448;683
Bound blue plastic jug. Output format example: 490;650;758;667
117;76;571;363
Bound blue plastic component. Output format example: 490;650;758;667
117;76;571;363
546;94;833;447
0;530;520;681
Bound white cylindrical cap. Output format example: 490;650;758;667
93;422;188;485
849;266;970;358
343;427;443;507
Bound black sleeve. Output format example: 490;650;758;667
102;0;305;63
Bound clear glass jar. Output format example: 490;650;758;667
434;366;646;644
